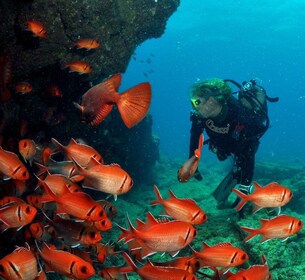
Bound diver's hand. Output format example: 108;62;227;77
194;169;203;181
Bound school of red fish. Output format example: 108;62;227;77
0;18;304;280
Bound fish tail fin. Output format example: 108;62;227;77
232;188;249;211
73;101;84;112
117;82;152;128
150;185;163;206
240;226;259;242
116;223;135;244
34;175;56;201
194;134;204;158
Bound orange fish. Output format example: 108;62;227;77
36;242;95;279
191;242;248;268
0;244;38;280
98;200;118;219
25;20;47;38
47;216;102;246
150;185;207;225
47;84;62;97
74;38;100;50
72;157;133;200
73;73;152;128
29;222;52;242
178;134;204;182
99;265;131;280
227;255;271;280
18;138;37;165
240;214;303;243
51;137;103;167
122;252;198;280
0;146;30;180
15;82;32;94
117;212;197;258
0;201;37;232
0;196;24;207
152;256;201;274
89;216;112;232
65;60;92;74
87;242;119;263
233;181;293;213
38;177;106;221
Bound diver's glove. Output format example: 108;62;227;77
194;169;203;181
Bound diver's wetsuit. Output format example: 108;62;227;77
189;97;265;188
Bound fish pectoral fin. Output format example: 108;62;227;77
169;250;180;257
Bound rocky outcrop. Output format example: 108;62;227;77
0;0;179;184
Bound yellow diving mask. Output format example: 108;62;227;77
190;98;202;110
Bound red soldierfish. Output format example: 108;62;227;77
51;137;103;167
0;201;37;232
73;73;152;128
150;185;207;225
0;244;38;280
240;214;303;243
232;181;293;213
191;242;248;268
178;134;204;182
36;242;95;279
122;252;198;280
38;177;106;221
0;146;30;181
117;212;197;258
227;255;272;280
18;138;37;165
72;157;133;200
25;20;47;38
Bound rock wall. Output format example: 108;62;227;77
0;0;180;184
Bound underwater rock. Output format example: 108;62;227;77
0;0;178;183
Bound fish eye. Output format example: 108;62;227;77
194;260;200;269
80;266;88;274
193;230;197;237
298;221;302;226
23;142;27;148
99;210;105;217
23;171;27;177
241;254;247;260
90;232;96;238
101;220;106;226
25;206;31;213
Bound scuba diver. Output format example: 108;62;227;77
186;78;278;208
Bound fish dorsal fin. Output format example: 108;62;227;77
168;189;177;199
70;138;78;145
202;242;210;250
87;156;102;168
214;242;232;248
135;218;145;228
184;198;197;205
253;181;263;189
108;163;121;168
260;218;270;226
107;73;122;91
145;212;158;227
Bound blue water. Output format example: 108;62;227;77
122;1;305;163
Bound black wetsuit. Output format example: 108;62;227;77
189;97;266;186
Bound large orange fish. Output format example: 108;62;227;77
73;73;152;128
178;134;204;182
150;185;207;225
117;212;197;258
25;20;47;38
36;242;95;279
122;252;198;280
227;255;272;280
240;214;303;243
191;242;248;268
51;137;103;167
233;181;293;213
0;244;38;280
74;38;100;50
18;138;37;165
0;146;30;180
0;201;37;231
65;61;92;74
72;157;133;200
38;177;106;221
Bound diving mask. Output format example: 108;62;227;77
190;98;202;110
